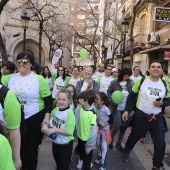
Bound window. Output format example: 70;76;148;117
70;14;74;19
71;7;74;11
87;4;98;10
78;15;86;19
78;7;86;11
77;23;85;27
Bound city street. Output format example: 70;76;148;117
37;108;170;170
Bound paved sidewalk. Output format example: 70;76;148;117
37;111;170;170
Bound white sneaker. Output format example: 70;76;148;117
77;159;83;170
77;159;93;169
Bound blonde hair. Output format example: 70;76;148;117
57;89;72;101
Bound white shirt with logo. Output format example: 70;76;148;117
99;76;113;95
134;77;166;115
52;76;65;99
69;77;81;87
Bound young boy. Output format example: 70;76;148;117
75;90;98;170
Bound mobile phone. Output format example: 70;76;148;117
156;97;162;101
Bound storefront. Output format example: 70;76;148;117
139;45;170;71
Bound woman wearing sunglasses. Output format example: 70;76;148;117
76;66;99;96
1;51;53;170
52;66;66;99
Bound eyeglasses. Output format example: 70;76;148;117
84;70;92;74
58;69;64;71
16;59;30;65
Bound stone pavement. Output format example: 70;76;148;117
37;109;170;170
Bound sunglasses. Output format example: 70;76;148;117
16;59;30;65
58;69;64;71
84;70;92;74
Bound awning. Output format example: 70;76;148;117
139;45;170;54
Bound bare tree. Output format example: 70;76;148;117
8;0;69;64
0;0;10;61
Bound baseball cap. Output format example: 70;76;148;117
112;68;118;72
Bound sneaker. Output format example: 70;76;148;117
152;167;160;170
99;164;106;170
121;150;130;162
69;161;75;170
90;163;93;168
94;156;102;164
116;143;124;152
77;159;83;170
140;137;145;143
108;143;113;149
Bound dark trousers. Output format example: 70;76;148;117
78;138;93;170
52;140;73;170
124;109;166;168
21;109;45;170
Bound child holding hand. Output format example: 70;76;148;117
41;89;75;170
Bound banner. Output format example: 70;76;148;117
52;48;63;68
154;7;170;22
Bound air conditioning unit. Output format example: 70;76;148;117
147;32;160;44
165;38;170;44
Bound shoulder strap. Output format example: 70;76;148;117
138;77;145;91
80;80;84;88
161;79;168;96
0;85;9;108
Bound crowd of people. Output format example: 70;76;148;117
0;51;170;170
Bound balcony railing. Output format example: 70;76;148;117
119;34;147;53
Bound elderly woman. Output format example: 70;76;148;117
76;66;99;96
2;51;53;170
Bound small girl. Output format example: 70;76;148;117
41;89;76;170
94;92;112;170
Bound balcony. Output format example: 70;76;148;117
125;34;147;51
119;34;147;54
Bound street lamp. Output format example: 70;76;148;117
101;44;105;60
121;17;129;69
21;11;30;51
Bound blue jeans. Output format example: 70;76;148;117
124;109;166;168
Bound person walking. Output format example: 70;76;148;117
98;65;113;95
94;92;112;170
107;68;132;150
2;51;53;170
41;89;75;170
121;61;170;170
42;66;53;91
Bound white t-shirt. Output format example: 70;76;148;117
117;81;129;111
134;78;166;115
96;71;105;78
81;81;93;92
69;77;80;87
5;72;51;119
92;74;98;82
52;76;65;99
130;75;142;83
45;77;53;90
99;76;113;95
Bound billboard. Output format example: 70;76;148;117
154;7;170;22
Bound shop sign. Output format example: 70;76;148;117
154;7;170;22
164;50;170;60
